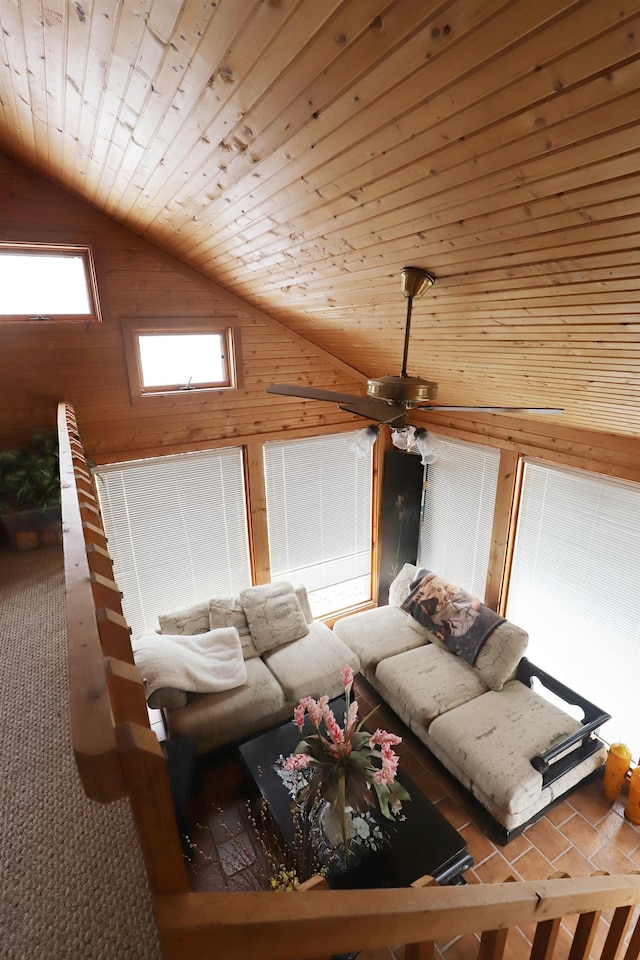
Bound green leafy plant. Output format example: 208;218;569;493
0;429;60;514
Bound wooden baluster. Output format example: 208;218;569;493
96;607;134;663
85;541;115;580
115;721;189;895
478;876;516;960
295;873;333;960
90;571;124;613
621;908;640;960
406;875;437;960
105;657;149;728
530;873;569;960
601;903;638;960
567;871;608;960
81;518;109;548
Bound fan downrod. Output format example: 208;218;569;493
367;266;437;405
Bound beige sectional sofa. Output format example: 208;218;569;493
333;564;610;839
135;581;360;755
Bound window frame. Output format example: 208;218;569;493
262;430;375;618
0;242;102;324
121;317;241;404
94;445;253;637
504;456;640;753
417;434;501;602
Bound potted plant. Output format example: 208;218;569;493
0;429;61;549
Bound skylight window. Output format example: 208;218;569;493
0;243;100;322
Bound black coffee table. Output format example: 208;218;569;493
238;698;473;889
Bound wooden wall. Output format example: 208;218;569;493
0;153;366;462
4;152;640;607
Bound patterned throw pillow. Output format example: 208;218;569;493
209;596;259;660
158;600;210;636
240;581;310;654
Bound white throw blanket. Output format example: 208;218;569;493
132;627;247;697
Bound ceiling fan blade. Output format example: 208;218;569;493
339;402;408;426
266;383;370;405
417;405;564;414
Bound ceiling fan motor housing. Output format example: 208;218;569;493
367;375;438;405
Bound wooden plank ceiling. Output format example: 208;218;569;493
1;0;639;437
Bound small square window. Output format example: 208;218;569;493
0;243;101;322
138;332;228;390
122;319;240;402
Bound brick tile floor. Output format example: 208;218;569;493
178;677;640;959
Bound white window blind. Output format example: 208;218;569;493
263;432;373;617
507;460;640;753
418;436;500;601
95;448;251;637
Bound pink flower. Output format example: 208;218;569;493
346;699;358;735
322;705;345;746
308;695;328;728
293;696;317;731
369;728;402;748
283;753;310;771
341;664;354;695
374;742;399;785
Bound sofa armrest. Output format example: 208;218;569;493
516;657;611;788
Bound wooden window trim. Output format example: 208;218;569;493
121;317;242;405
0;242;102;323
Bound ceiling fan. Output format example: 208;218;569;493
266;266;564;426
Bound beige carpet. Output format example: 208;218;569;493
0;544;161;959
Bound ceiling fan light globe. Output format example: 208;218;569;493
367;375;438;405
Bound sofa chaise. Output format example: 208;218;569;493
333;564;610;840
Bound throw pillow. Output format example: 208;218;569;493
240;581;310;654
147;686;189;710
473;621;529;691
209;596;259;660
294;585;314;624
388;563;418;608
158;600;210;636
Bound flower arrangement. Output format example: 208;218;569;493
284;666;410;849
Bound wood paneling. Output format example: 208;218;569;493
0;0;639;440
0;156;365;459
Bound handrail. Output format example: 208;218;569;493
58;402;126;802
155;874;640;960
58;401;640;960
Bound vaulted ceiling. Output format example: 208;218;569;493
1;0;640;436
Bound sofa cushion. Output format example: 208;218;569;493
165;657;288;753
333;604;426;675
158;600;210;636
427;680;598;821
375;643;488;728
240;581;309;653
262;621;360;702
209;596;259;660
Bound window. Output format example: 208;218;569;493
418;435;500;601
0;243;101;322
263;432;374;617
94;447;251;637
121;318;239;401
506;460;640;753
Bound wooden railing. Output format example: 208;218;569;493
58;400;640;960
